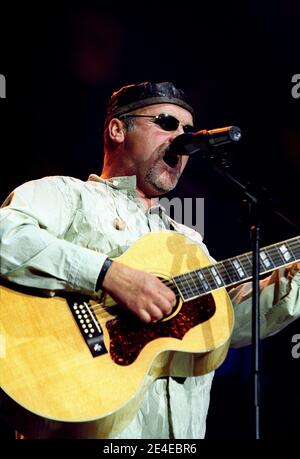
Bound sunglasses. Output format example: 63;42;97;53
119;113;195;133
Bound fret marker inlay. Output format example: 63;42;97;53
172;235;300;303
196;271;209;290
232;259;245;278
211;267;223;286
279;244;292;262
260;250;271;268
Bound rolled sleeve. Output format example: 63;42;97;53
230;268;300;348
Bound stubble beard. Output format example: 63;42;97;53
144;161;180;194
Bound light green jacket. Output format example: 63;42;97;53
1;175;299;438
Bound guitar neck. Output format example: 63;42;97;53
173;236;300;302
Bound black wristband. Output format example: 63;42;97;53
96;258;113;291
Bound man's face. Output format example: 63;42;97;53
121;103;194;197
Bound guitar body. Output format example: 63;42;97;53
0;231;234;438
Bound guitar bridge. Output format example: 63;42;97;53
67;296;107;358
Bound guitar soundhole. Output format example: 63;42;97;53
106;294;216;366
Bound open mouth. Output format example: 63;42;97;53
162;153;180;168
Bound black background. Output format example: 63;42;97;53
0;1;299;439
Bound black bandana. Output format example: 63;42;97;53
104;81;194;127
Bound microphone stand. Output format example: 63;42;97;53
201;152;300;439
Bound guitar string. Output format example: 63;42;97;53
171;236;300;296
89;281;181;319
172;239;300;298
90;285;181;315
88;238;300;316
88;249;300;320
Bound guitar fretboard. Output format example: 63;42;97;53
173;236;300;301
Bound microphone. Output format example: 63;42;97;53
166;126;242;156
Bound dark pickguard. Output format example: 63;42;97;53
106;294;216;366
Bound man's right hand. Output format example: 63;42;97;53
102;261;176;323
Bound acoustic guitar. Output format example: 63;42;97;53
0;231;299;438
